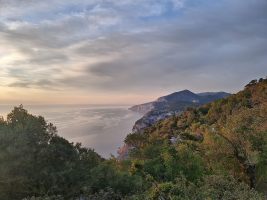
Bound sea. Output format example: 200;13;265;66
0;105;142;158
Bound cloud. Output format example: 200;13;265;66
8;79;54;89
56;0;267;93
0;0;267;103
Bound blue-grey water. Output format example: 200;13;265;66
0;105;141;158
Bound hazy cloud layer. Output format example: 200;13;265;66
0;0;267;103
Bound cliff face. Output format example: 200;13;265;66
130;90;230;132
129;102;154;114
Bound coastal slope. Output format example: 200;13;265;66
130;90;230;132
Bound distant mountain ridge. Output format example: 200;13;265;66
129;90;230;132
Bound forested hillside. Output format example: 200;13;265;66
125;78;267;198
0;78;267;199
130;90;230;132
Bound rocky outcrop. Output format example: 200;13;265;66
130;90;230;133
132;110;181;133
129;102;154;114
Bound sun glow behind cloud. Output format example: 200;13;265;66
0;0;266;104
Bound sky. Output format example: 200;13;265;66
0;0;266;105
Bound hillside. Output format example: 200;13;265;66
124;78;267;197
130;90;230;132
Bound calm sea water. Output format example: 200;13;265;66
0;105;141;158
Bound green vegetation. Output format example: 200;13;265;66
1;78;267;199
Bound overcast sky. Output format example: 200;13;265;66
0;0;266;105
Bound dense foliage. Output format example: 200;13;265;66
0;78;267;199
0;105;104;199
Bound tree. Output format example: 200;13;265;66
0;106;103;199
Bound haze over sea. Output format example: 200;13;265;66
0;105;141;158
